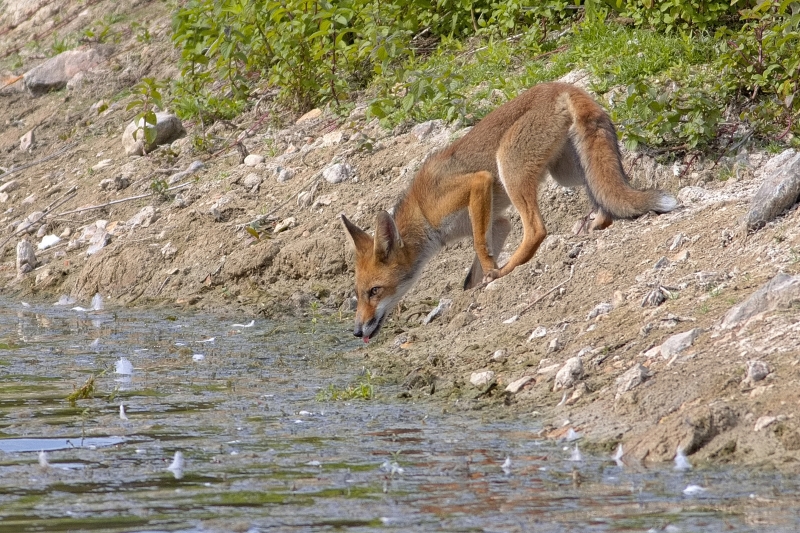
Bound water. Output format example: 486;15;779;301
0;298;798;532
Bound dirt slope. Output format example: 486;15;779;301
2;0;799;470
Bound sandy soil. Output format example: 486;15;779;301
2;0;799;470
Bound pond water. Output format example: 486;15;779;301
0;297;798;533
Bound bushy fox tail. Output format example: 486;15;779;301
567;91;678;218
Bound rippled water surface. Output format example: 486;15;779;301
0;297;798;532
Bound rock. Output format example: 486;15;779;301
297;190;314;207
672;249;690;262
323;162;355;184
754;416;777;432
296;108;322;123
244;154;265;167
19;129;34;151
616;364;650;396
470;370;495;388
35;267;52;285
209;196;232;222
242;173;262;190
161;241;177;260
122;112;185;156
274;217;296;233
60;227;72;238
21;194;35;205
91;159;112;171
558;69;592;91
127;206;159;228
275;166;294;183
669;233;685;251
16;239;37;275
99;178;114;190
423;299;452;325
677;186;707;205
0;193;8;203
653;256;670;270
547;337;562;354
24;47;110;96
89;99;109;115
745;360;770;384
587;302;612;320
612;290;626;308
554;356;583;391
15;211;45;234
721;273;800;329
491;349;507;363
745;150;800;231
0;180;20;194
411;120;444;141
527;326;547;341
37;234;61;250
322;131;344;146
86;228;110;256
167;160;205;185
660;328;702;358
505;376;534;394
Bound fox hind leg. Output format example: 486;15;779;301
463;216;511;289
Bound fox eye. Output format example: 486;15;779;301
368;286;382;298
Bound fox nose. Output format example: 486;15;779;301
353;324;363;338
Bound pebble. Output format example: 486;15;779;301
20;130;35;151
275;166;294;183
754;415;777;432
587;302;613;320
323;162;355;184
528;326;547;341
491;349;507;363
745;360;770;384
244;154;265;167
274;217;296;233
470;370;495;388
242;173;262;190
127;206;159;228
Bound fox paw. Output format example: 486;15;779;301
482;269;501;284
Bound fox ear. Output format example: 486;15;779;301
340;214;372;255
373;211;402;262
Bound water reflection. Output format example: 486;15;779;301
0;298;798;532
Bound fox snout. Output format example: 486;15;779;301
352;311;384;343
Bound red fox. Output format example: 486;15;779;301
341;82;677;342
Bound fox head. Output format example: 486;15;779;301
341;212;409;343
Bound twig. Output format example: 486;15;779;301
0;142;78;182
0;185;78;250
53;181;194;217
517;264;575;318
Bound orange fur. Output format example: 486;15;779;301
341;82;677;341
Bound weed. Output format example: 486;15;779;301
126;78;165;153
67;375;96;406
317;370;374;401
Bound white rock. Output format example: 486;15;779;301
244;154;265;167
528;326;547;341
323;162;354;184
322;131;344;146
275;166;294;183
660;328;702;358
37;234;61;250
0;180;19;193
161;241;177;260
242;173;262;190
616;363;650;395
470;370;495;388
754;415;777;432
127;206;159;228
491;349;507;363
274;217;296;233
553;356;583;391
92;158;113;170
505;375;533;394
